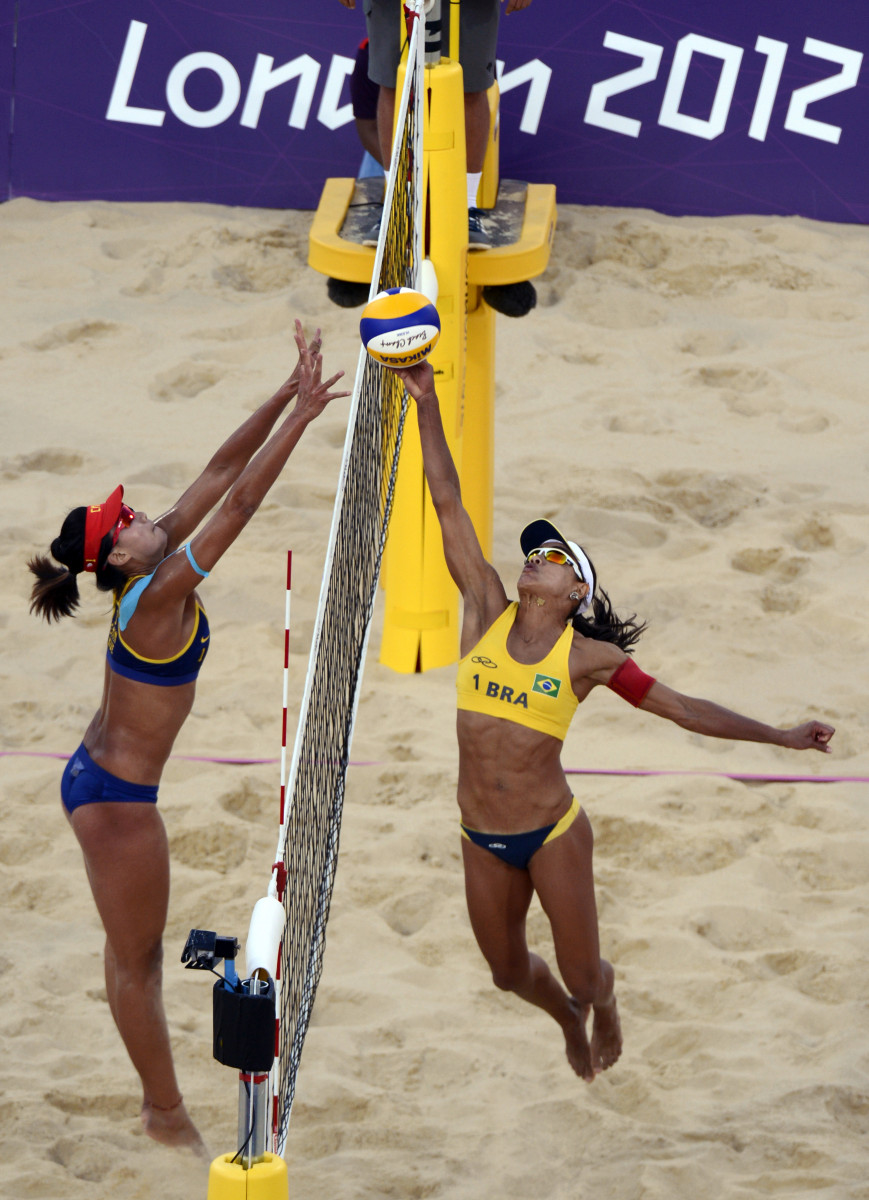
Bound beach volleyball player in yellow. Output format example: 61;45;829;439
27;325;348;1151
391;358;835;1081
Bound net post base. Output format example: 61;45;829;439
207;1152;288;1199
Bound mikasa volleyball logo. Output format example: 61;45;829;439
375;329;432;364
381;347;432;366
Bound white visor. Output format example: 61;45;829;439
520;518;596;614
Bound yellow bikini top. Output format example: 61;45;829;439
456;603;579;740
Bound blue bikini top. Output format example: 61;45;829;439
106;544;210;687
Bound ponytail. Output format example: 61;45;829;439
28;554;81;623
568;547;646;651
570;586;646;651
28;507;126;623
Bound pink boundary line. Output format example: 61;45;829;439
1;750;865;784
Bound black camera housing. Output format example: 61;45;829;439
181;928;239;970
213;977;276;1073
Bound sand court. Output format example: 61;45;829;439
1;196;867;1198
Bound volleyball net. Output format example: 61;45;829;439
266;0;425;1157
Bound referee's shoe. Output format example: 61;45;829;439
468;207;492;250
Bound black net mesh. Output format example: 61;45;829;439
272;26;422;1154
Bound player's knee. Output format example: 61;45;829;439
113;935;164;981
490;959;528;993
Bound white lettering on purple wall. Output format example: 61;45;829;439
166;52;241;128
784;38;863;145
584;33;662;138
240;54;321;129
658;34;743;140
495;59;553;135
105;20;551;136
105;21;165;125
585;27;864;145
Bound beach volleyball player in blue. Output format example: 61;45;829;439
27;325;348;1152
390;358;835;1082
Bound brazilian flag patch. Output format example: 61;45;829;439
532;673;561;698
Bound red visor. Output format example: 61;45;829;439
83;485;124;573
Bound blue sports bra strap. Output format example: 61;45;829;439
118;573;154;632
185;543;210;578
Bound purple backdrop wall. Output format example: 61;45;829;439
2;1;867;222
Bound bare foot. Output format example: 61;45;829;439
590;995;622;1075
141;1099;210;1160
563;998;595;1081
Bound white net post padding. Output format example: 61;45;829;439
266;1;426;1157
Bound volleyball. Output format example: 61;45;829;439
359;287;440;367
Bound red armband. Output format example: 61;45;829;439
607;658;656;707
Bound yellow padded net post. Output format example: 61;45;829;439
379;52;469;672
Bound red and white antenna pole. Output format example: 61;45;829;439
279;550;292;831
270;550;292;1151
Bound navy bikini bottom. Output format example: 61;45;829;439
61;743;159;815
461;796;581;870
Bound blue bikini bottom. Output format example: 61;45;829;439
461;796;581;870
61;743;159;815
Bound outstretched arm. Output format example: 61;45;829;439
582;643;835;754
149;324;348;601
582;647;834;753
635;675;834;754
157;327;324;550
390;362;506;624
